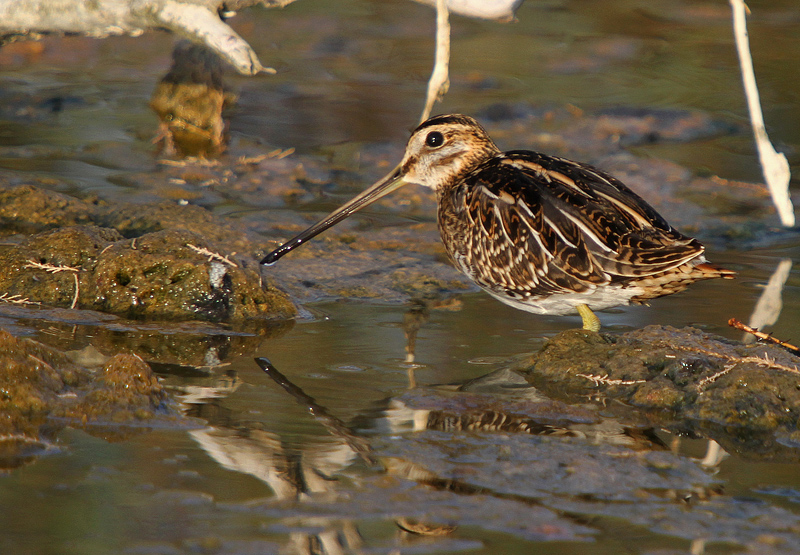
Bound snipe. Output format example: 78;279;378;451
262;114;734;330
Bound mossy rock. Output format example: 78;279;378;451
0;184;96;235
0;330;187;468
0;225;295;321
521;326;800;437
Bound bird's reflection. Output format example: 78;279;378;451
175;355;735;553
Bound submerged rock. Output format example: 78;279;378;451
0;330;188;468
519;326;800;453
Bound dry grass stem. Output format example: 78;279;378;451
696;364;736;391
70;273;79;309
24;260;79;273
576;373;647;387
0;293;40;306
186;244;238;267
671;345;800;377
23;260;80;309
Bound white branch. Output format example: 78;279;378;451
420;0;450;123
730;0;794;227
412;0;522;21
155;1;270;75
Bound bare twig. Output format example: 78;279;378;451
0;293;41;306
729;317;800;355
576;373;646;387
420;0;451;123
186;244;238;267
730;0;794;226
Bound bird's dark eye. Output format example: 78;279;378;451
425;131;444;148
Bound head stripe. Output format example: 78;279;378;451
412;114;483;135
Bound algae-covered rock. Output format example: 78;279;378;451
72;353;168;424
522;326;800;439
91;229;295;321
0;225;295;321
0;184;97;235
0;330;187;468
0;184;295;321
0;225;122;307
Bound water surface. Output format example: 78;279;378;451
0;0;799;553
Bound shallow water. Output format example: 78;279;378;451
1;0;800;553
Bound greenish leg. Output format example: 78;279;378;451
577;303;601;332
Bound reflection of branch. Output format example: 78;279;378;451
729;0;794;226
256;357;378;466
729;318;800;356
745;258;792;344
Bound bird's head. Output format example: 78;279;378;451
399;114;500;192
261;114;498;265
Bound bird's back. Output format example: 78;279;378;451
437;150;732;313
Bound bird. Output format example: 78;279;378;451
261;114;734;331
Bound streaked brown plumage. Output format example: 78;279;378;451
262;114;734;325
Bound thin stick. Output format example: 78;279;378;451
420;0;450;123
729;0;794;227
729;317;800;355
70;273;79;310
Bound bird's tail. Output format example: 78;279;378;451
694;263;736;280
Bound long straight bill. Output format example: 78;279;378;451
261;165;407;265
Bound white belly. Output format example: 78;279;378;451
483;284;644;316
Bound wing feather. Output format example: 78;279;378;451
437;150;705;300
